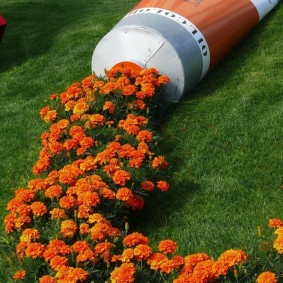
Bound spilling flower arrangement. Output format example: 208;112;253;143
3;66;280;282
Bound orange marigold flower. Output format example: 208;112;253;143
50;208;67;220
103;101;116;113
123;232;149;247
79;223;90;235
40;106;51;118
213;249;247;277
4;213;16;234
25;242;45;258
57;118;70;130
147;252;168;270
93;80;105;90
100;81;116;94
125;124;140;135
152;156;168;170
110;263;135;283
45;184;63;199
141;180;155;191
14;215;32;230
158;239;178;254
77;204;92;219
79;136;95;149
125;195;144;210
133;244;152;261
116;187;134;202
136;130;153;142
113;170;131;186
20;228;40;243
60;219;77;238
30;201;48;217
59;195;77;209
89;113;106;126
63;138;79;151
13;269;26;280
100;187;116;200
72;241;90;253
133;99;146;110
158;75;170;84
129;150;145;168
141;82;155;97
55;266;88;282
268;218;283;229
77;191;100;207
39;275;57;283
191;259;216;282
49;255;69;271
94;242;114;262
182;253;210;274
160;259;179;274
156;180;170;192
256;271;278;283
32;156;51;175
122;84;136;96
118;144;135;158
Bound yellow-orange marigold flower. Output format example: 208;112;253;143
121;248;135;263
273;234;283;253
44;110;57;123
60;219;77;238
256;271;278;283
13;269;26;280
20;228;40;243
73;101;89;115
110;263;135;283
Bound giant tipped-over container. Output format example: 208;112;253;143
92;0;280;102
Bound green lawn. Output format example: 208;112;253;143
0;0;282;281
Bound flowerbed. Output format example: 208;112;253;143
3;66;281;282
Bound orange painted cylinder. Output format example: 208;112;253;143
92;0;280;101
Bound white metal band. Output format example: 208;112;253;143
126;8;211;80
250;0;280;21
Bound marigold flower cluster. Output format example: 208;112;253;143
5;67;248;282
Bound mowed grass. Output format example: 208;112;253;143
0;0;282;281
